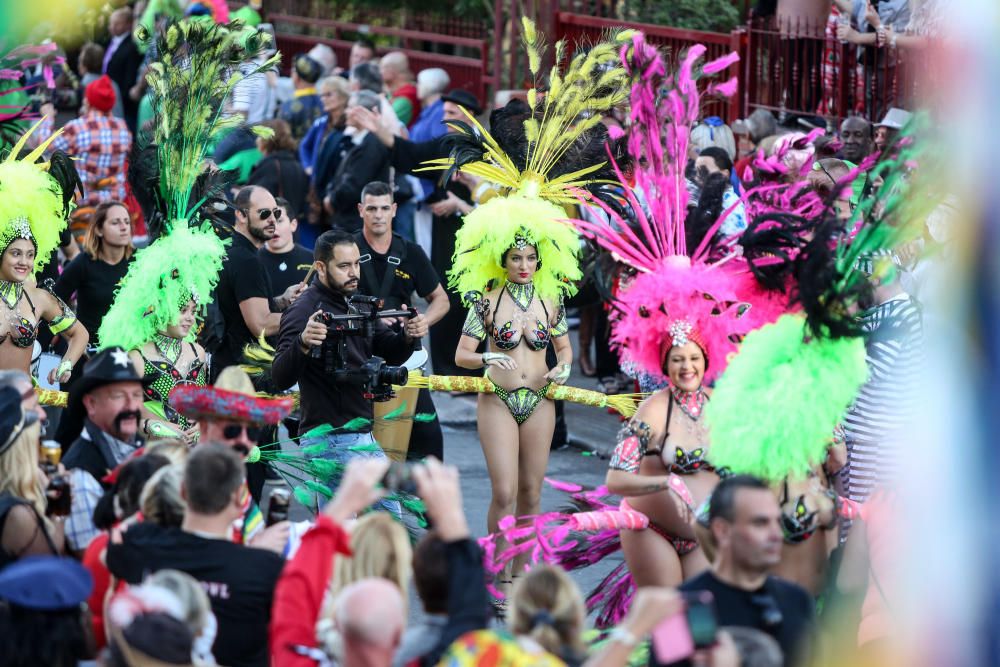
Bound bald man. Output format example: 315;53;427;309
336;578;406;667
380;52;420;127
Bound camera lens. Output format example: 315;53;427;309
379;364;409;387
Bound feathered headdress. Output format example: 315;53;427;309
705;116;936;480
100;19;278;351
571;35;783;383
0;119;82;273
421;19;633;301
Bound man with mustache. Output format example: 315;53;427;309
61;347;150;555
272;230;428;510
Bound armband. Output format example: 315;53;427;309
41;279;77;335
460;291;489;341
549;299;568;337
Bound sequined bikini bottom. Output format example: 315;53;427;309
489;378;553;425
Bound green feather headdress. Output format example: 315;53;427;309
100;19;279;352
0;121;82;273
705;117;939;481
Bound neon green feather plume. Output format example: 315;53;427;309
97;224;226;351
449;194;582;301
704;315;868;481
137;17;279;229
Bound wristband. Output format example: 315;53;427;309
56;360;73;376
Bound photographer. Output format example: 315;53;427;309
272;230;428;496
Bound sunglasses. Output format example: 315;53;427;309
223;423;263;441
244;207;284;221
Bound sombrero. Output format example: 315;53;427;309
169;366;292;425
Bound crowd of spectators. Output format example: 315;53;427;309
0;2;948;666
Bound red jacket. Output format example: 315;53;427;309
270;515;352;667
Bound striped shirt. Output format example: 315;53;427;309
843;293;923;502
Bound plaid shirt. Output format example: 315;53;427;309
38;111;132;207
66;468;104;552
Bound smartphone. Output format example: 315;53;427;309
651;591;717;663
381;461;418;495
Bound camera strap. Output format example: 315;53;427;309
357;233;408;308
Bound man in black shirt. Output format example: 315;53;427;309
272;230;428;509
212;186;303;379
106;445;284;667
354;181;449;460
666;476;815;667
259;197;314;297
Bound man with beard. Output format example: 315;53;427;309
272;230;427;509
212;186;304;380
62;348;149;555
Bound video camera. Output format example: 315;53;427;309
309;294;418;402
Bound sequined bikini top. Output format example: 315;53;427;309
490;281;550;352
140;337;207;428
644;387;712;474
0;280;37;348
779;479;838;544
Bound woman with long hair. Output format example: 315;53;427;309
508;565;587;666
0;387;64;567
53;200;134;351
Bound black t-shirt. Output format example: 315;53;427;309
53;252;132;345
354;232;441;309
106;522;284;667
258;244;314;298
214;232;273;372
665;571;814;667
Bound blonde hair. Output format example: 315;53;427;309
319;513;412;651
0;422;45;517
146;569;211;635
331;513;412;596
144;438;189;466
509;565;586;659
140;464;185;527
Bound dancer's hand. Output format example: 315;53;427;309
413;457;468;541
323;458;390;523
544;363;572;385
482;352;516;371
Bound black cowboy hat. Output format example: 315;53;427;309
0;386;39;456
57;348;151;448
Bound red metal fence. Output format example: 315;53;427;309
268;12;492;108
553;12;744;122
743;16;932;125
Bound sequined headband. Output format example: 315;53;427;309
0;216;37;253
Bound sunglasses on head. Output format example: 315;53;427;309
223;423;263;441
244;207;283;221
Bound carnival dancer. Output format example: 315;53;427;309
478;36;794;625
94;18;278;442
703;114;936;595
0;123;89;383
422;20;632;604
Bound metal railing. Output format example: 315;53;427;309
268;12;492;108
743;16;932;125
551;12;744;122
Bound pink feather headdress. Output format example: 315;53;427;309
572;36;784;383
